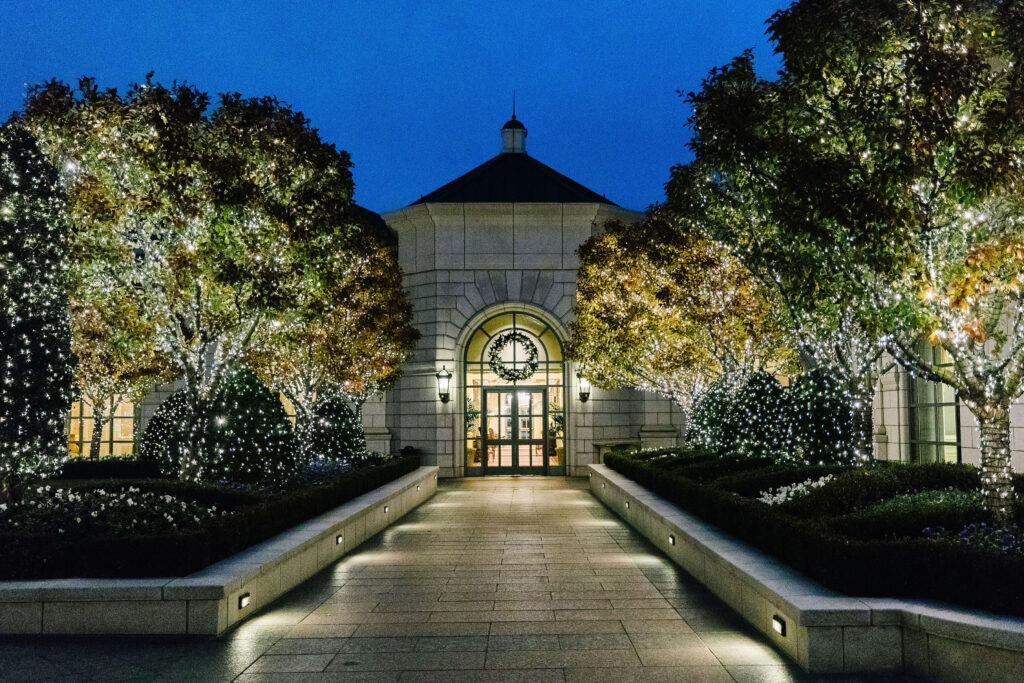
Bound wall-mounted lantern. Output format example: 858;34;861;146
436;366;452;403
577;373;591;403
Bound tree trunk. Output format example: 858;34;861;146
977;404;1015;525
88;411;110;461
89;397;112;462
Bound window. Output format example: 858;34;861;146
67;399;136;458
908;345;961;463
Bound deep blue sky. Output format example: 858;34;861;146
0;1;787;213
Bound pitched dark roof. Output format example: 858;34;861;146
411;153;616;206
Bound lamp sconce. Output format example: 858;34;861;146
577;372;591;403
436;366;452;404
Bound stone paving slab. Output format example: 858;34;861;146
0;477;921;682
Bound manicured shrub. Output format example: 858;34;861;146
670;453;776;483
0;125;73;501
202;369;302;487
3;485;227;535
0;453;419;579
714;463;846;497
788;368;858;465
58;456;164;480
735;371;791;460
780;462;981;518
688;378;740;454
603;450;1024;616
298;393;367;463
140;390;194;477
835;489;986;540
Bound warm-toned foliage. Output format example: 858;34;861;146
570;210;794;418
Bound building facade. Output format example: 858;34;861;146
364;117;683;477
70;116;1024;479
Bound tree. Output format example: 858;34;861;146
245;220;417;455
70;293;174;459
0;123;73;502
21;76;363;481
670;63;890;463
677;1;1024;521
569;209;796;423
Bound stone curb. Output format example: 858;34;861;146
589;464;1024;682
0;466;439;636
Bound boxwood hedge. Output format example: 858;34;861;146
605;451;1024;616
0;454;420;579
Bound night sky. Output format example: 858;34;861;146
0;1;787;213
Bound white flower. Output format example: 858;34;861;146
758;475;835;506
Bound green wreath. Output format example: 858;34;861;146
488;331;539;382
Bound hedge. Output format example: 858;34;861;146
57;457;165;480
0;454;421;579
604;452;1024;617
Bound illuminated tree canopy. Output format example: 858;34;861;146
676;0;1024;521
570;210;795;420
18;76;401;480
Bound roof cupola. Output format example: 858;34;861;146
500;115;527;154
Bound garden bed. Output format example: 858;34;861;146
604;448;1024;617
0;454;420;579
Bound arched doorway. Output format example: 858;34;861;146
463;310;566;475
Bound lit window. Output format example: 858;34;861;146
908;345;961;463
67;399;136;458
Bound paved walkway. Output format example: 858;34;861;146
0;478;918;682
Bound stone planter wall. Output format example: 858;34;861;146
589;464;1024;682
0;466;439;636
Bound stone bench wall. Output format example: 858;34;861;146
589;464;1024;682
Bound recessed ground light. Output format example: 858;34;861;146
602;482;606;489
772;615;786;637
417;485;421;491
238;593;251;609
434;474;438;480
625;501;630;509
336;534;343;545
384;505;389;514
669;534;675;546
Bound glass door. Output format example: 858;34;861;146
482;388;556;474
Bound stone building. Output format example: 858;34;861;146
68;115;1021;478
361;116;684;476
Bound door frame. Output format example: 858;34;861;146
481;387;561;475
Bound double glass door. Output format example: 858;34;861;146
482;388;558;474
